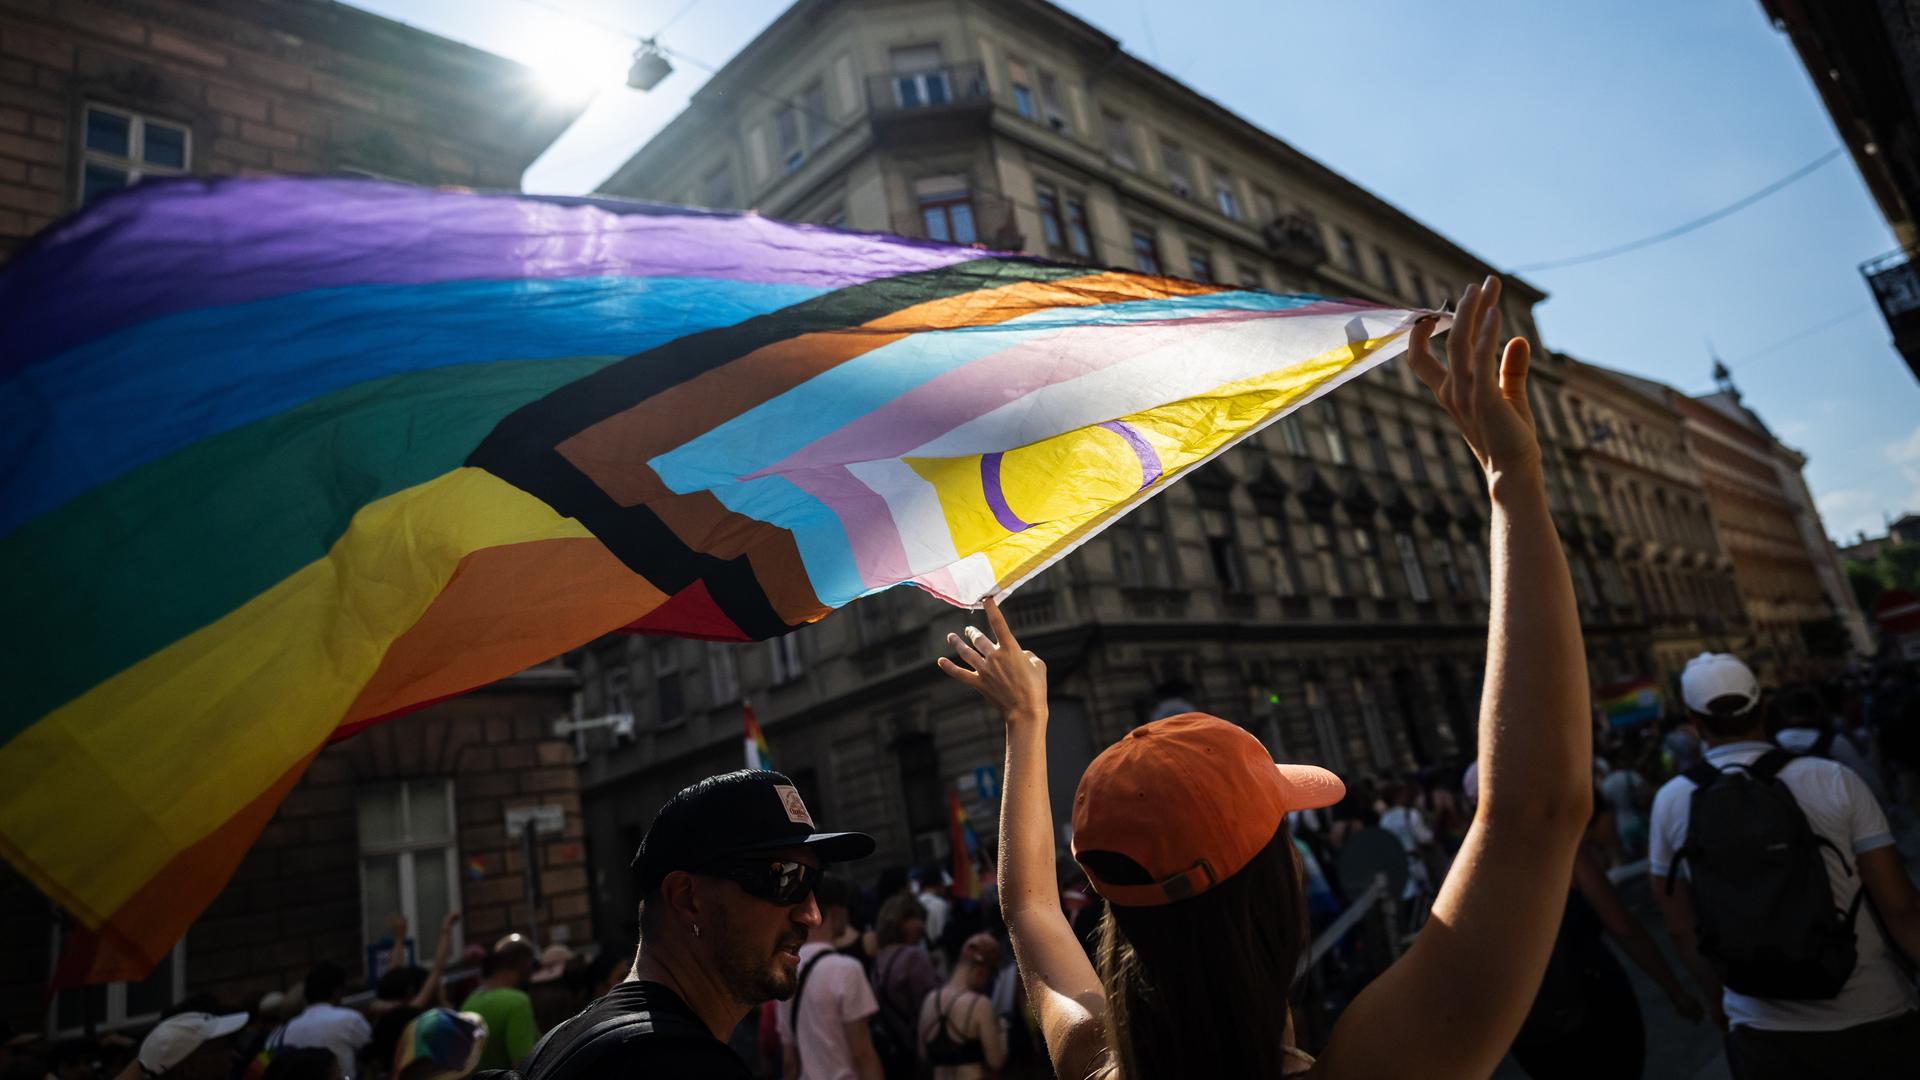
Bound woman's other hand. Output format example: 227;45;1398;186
1406;275;1542;491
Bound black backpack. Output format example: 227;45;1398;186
1667;750;1863;999
868;949;922;1078
475;991;715;1080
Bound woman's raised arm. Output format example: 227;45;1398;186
1317;277;1593;1080
938;601;1111;1080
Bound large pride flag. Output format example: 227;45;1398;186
0;177;1440;981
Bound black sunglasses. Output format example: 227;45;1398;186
696;859;821;905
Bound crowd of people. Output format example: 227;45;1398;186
16;278;1920;1078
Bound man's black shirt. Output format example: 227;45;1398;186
522;980;752;1079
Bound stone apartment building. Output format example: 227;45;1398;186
572;0;1653;942
1672;381;1853;681
0;0;588;1036
1556;357;1750;679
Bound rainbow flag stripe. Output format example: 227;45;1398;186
0;177;1436;981
744;704;773;772
1599;678;1665;728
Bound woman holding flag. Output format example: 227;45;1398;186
938;277;1596;1078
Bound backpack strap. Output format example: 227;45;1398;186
1670;759;1738;888
525;992;712;1080
1683;761;1722;789
789;951;828;1078
1745;749;1795;783
1813;728;1837;758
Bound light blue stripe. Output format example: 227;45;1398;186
707;476;868;607
1;276;823;537
650;292;1319;493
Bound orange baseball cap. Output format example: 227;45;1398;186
1071;713;1345;907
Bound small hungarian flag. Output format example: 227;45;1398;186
744;702;773;771
948;789;982;900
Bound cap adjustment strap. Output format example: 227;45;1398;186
1091;858;1218;907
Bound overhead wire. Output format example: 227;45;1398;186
1511;148;1846;273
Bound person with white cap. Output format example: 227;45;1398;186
939;277;1600;1077
1649;650;1920;1078
127;1012;247;1080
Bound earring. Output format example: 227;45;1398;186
692;923;702;938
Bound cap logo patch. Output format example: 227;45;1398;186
774;785;814;826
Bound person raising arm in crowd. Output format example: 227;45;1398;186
938;276;1594;1078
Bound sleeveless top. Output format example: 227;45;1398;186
923;988;987;1066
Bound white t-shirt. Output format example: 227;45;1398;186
1776;727;1887;804
1648;740;1915;1032
777;943;880;1080
281;1002;372;1080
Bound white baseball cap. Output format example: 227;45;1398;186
137;1012;248;1075
1680;652;1759;716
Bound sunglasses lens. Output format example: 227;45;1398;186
770;862;817;904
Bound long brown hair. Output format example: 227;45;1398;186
1083;823;1308;1079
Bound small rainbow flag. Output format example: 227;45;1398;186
1598;678;1663;728
948;789;982;900
744;702;773;772
465;855;488;882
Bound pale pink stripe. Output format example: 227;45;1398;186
782;463;963;595
746;300;1373;479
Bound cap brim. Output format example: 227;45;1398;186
206;1013;250;1040
1275;764;1345;811
729;830;876;863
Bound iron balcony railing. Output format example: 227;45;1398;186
866;61;989;114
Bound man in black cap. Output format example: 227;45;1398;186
522;770;872;1079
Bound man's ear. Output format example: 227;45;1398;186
660;870;703;927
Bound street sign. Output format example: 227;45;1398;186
973;765;1001;802
505;804;566;837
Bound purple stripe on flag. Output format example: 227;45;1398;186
2;176;983;377
980;452;1034;533
1100;420;1163;489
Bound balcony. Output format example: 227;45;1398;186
866;62;991;136
1261;211;1329;273
1862;247;1920;380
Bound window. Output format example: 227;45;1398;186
606;668;631;718
1130;224;1162;274
1335;228;1361;273
1461;540;1489;600
1202;503;1246;592
918;183;977;243
1040;73;1070;132
1036;183;1064;250
1373;245;1398;293
1403;422;1429;484
1009;58;1036;118
896;732;947;836
1305;678;1344;771
1252;186;1278;223
768;634;805;684
802;81;832;150
1035;184;1092;259
1064;195;1092;259
1321;404;1349;466
890;45;949;107
1160;138;1194;197
1237;262;1264;289
1258;513;1298;596
1102;110;1135;166
1430;536;1460;595
1310;519;1346;597
1408;266;1428;305
1212;164;1241;219
1353;527;1388;598
1117;502;1177;588
81;104;190;205
776;105;804;172
1396;532;1430;601
1352;676;1394;770
1361;408;1389;473
1570;554;1597;607
707;643;740;705
820;206;848;229
1187;244;1214;283
654;644;685;725
701;163;737;209
1279;416;1309;456
358;780;461;968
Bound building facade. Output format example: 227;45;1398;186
1673;385;1848;681
1555;358;1748;680
0;0;578;257
0;0;588;1036
577;0;1651;939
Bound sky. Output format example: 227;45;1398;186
346;0;1920;543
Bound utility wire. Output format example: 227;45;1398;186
1511;148;1845;273
650;0;704;36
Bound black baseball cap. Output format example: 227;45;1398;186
633;770;875;893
